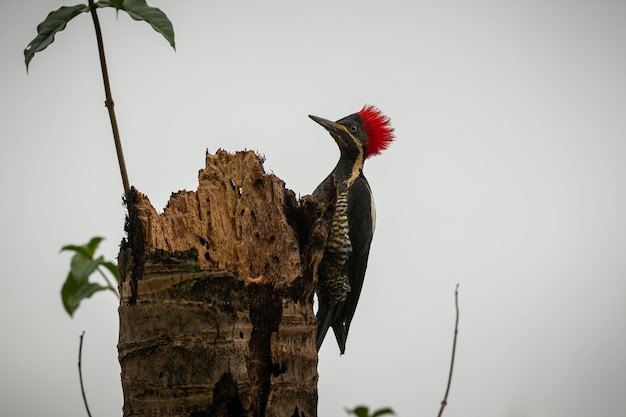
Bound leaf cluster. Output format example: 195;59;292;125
347;406;396;417
24;0;175;71
61;237;120;316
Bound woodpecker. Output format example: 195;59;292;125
309;105;394;353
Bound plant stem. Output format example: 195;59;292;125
97;266;120;299
88;0;130;195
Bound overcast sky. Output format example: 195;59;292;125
2;1;626;416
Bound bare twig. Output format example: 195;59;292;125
78;331;93;417
437;284;460;417
88;0;130;195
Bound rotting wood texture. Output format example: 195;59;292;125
118;150;325;417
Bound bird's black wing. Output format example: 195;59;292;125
331;174;375;353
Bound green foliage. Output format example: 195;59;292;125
60;237;120;317
98;0;175;49
24;0;175;314
346;406;395;417
23;4;89;71
24;1;174;315
24;0;175;71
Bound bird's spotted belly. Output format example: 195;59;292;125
319;189;352;303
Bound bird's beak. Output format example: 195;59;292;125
308;115;345;136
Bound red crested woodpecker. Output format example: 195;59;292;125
309;105;394;353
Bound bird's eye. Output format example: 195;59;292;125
350;125;358;132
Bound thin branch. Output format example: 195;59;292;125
78;331;93;417
88;0;130;195
97;266;120;299
437;284;460;417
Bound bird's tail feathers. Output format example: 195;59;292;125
332;323;347;354
316;302;338;351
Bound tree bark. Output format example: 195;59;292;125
118;150;323;417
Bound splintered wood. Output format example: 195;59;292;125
118;150;319;417
133;150;301;282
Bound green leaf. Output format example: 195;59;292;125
69;253;100;284
61;236;104;259
97;0;124;9
101;261;120;282
346;406;395;417
24;4;90;72
60;244;91;258
372;408;395;417
60;237;118;316
85;236;105;257
347;407;370;417
62;272;109;317
98;0;175;49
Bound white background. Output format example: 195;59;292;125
1;1;626;416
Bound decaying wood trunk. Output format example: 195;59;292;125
118;150;326;417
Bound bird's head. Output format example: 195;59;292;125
309;105;395;159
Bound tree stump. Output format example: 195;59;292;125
118;150;321;417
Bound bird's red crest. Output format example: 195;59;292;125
358;105;395;158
